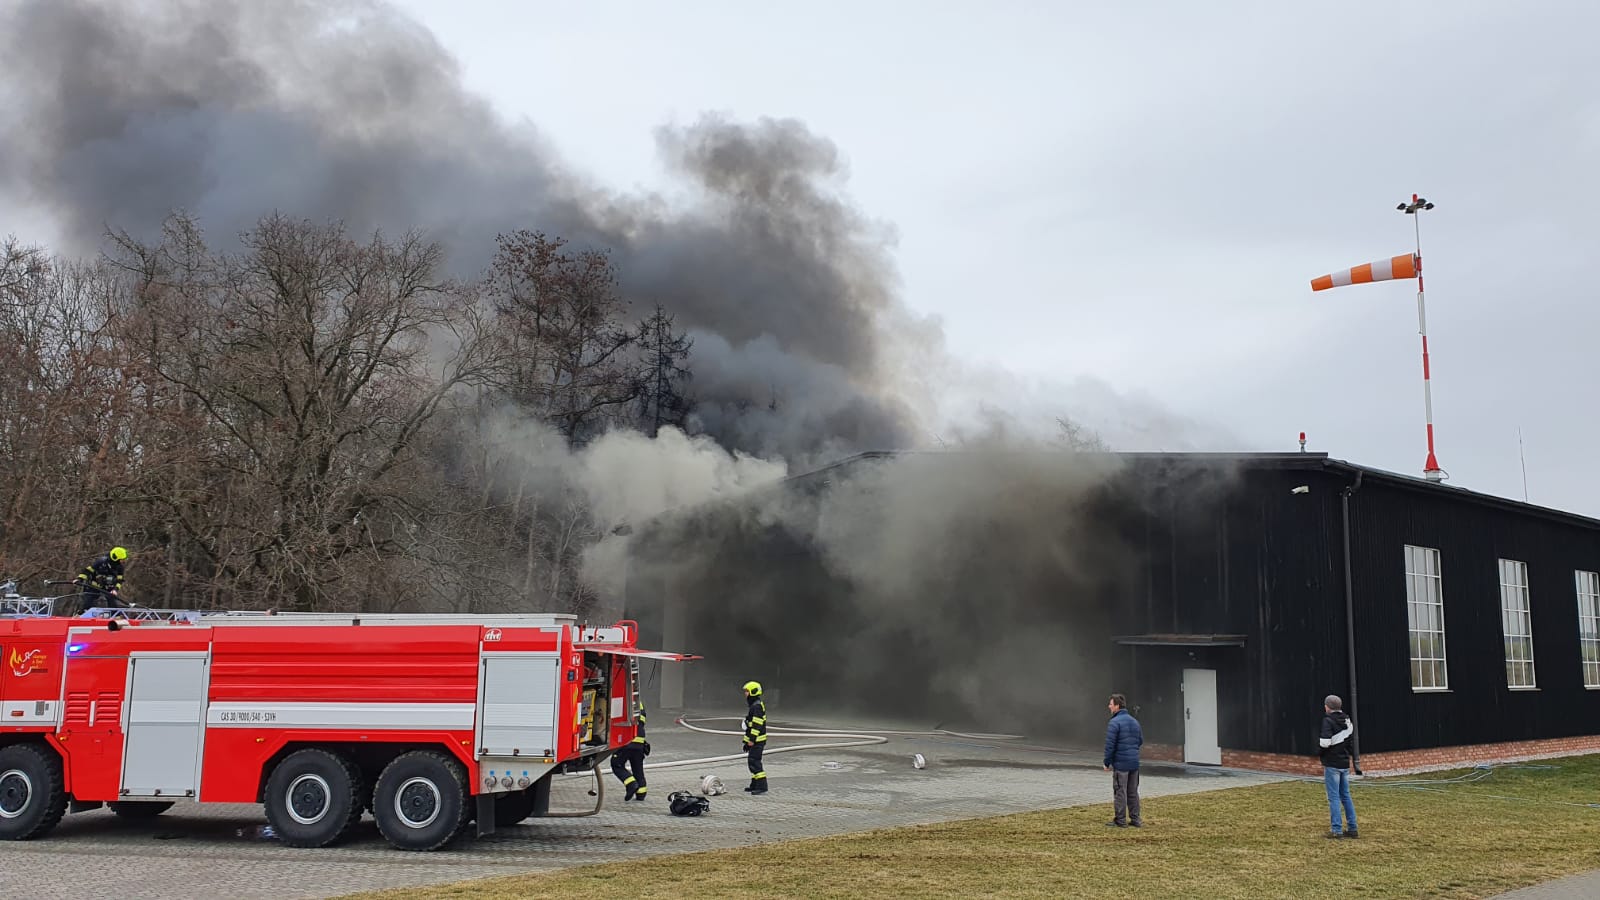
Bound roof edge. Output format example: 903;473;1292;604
1318;457;1600;531
628;448;1600;535
784;449;1600;531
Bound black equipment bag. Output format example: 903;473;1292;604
668;790;710;817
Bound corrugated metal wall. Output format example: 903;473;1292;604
1347;478;1600;752
1110;461;1349;757
629;452;1600;757
1115;459;1600;756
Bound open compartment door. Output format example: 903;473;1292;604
571;645;701;662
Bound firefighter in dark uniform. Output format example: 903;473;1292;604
610;701;650;800
742;680;768;793
73;546;129;611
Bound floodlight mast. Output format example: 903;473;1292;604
1396;194;1442;482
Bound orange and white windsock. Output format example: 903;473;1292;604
1310;253;1419;291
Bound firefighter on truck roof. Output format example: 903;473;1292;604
610;700;651;801
743;680;768;794
73;546;129;611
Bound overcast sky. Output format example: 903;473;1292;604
389;0;1600;515
8;1;1598;516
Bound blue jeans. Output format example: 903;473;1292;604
1323;766;1357;833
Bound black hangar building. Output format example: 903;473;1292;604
623;450;1600;773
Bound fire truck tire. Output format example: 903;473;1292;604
108;801;175;819
0;743;67;841
372;750;470;851
263;749;365;848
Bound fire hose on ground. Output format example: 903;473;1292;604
544;718;1029;811
651;716;1026;773
552;721;1600;815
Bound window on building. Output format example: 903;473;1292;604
1498;559;1536;689
1578;570;1600;690
1405;544;1448;691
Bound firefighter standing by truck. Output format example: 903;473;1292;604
610;701;651;800
742;681;768;793
73;546;129;611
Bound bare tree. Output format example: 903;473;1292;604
488;231;641;443
0;250;138;592
1056;416;1110;453
635;303;694;437
1;215;703;619
0;237;47;308
106;212;509;610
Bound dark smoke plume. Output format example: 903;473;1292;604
2;1;1246;734
0;0;923;462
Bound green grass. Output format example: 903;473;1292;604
341;755;1600;900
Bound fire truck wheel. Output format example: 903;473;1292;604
108;801;175;819
0;743;67;841
373;750;470;851
263;749;365;848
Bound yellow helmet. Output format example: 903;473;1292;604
109;546;128;562
743;681;762;696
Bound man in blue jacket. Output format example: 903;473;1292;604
1103;692;1143;827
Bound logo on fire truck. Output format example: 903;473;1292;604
484;628;502;642
8;647;49;677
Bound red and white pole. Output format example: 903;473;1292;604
1402;194;1443;482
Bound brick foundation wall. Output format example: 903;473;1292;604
1142;735;1600;777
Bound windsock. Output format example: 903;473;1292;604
1310;253;1419;291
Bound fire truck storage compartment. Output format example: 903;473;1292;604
579;650;611;747
121;652;208;798
478;654;560;757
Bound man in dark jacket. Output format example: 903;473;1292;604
742;680;768;794
610;701;650;801
1319;694;1358;838
1103;693;1143;827
73;546;128;611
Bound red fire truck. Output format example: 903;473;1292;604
0;611;696;850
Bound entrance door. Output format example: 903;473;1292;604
120;654;208;798
1182;667;1221;765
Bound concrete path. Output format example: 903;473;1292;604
1491;871;1600;899
1;711;1283;900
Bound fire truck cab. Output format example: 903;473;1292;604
0;612;695;850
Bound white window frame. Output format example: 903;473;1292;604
1578;570;1600;690
1405;544;1449;691
1498;559;1537;689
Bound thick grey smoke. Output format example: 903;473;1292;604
0;0;922;462
2;1;1246;732
618;437;1186;734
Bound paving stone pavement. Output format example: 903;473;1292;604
0;712;1284;900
